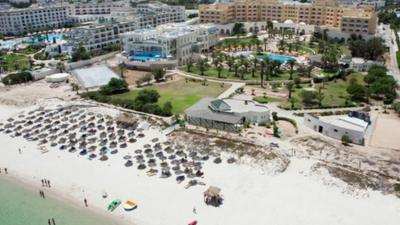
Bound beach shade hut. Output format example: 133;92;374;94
203;186;223;207
125;160;133;167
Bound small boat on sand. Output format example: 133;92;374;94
123;200;137;211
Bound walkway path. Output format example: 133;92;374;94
380;24;400;96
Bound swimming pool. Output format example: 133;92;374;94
129;51;166;61
257;53;294;63
27;33;64;44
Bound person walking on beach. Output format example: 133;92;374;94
48;180;51;188
48;219;51;225
18;148;21;154
51;218;56;225
84;198;88;207
193;207;197;214
41;179;45;187
4;168;7;174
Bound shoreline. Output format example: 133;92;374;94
0;174;131;225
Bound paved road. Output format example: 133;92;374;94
379;24;400;95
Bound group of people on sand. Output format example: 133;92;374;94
0;167;8;174
41;179;51;188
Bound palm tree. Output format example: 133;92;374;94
187;57;193;72
71;83;80;94
286;81;294;99
264;57;270;81
316;87;325;107
306;65;313;78
152;68;166;82
238;65;246;80
227;57;234;72
263;37;268;51
260;59;265;87
278;39;286;52
287;59;296;80
118;62;125;78
234;61;239;77
216;63;223;78
56;61;65;73
251;57;258;78
197;58;208;76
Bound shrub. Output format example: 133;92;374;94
272;112;278;121
100;78;129;95
341;135;352;146
2;72;33;85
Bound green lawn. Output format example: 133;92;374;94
253;96;284;104
111;79;230;114
180;66;298;81
220;37;258;46
284;73;365;109
0;52;31;72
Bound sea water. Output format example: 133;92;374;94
0;178;118;225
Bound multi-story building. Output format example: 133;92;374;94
199;0;377;36
69;0;127;16
120;23;219;66
68;2;186;51
0;4;71;35
67;17;139;50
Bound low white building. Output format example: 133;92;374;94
349;57;384;72
304;114;370;145
185;97;270;132
45;39;73;57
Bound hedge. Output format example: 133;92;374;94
2;71;33;85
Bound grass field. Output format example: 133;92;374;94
0;52;31;72
111;79;230;114
180;66;299;81
286;73;365;108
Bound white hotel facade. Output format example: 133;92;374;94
0;4;71;35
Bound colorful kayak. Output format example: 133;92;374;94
107;199;121;212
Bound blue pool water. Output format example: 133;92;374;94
28;33;64;44
129;51;165;61
0;34;64;50
257;53;294;63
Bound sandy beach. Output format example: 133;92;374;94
0;101;400;225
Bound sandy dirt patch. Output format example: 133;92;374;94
0;80;75;106
369;112;400;151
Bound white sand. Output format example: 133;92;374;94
0;104;400;225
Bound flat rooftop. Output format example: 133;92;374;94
72;65;120;89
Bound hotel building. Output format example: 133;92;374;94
0;4;71;35
199;0;377;36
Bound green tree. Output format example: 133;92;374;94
100;78;129;95
162;101;173;116
300;90;317;105
71;43;91;62
232;23;245;35
152;68;166;82
347;82;366;101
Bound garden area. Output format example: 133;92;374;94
112;78;230;114
81;77;230;116
0;52;32;72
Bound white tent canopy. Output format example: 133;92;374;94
72;65;120;88
45;73;70;83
